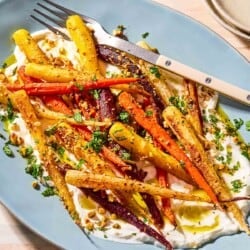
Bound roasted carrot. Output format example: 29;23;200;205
184;79;203;136
6;77;138;95
163;106;250;233
76;126;132;172
157;169;176;226
66;170;211;202
12;29;49;64
55;122;150;219
118;91;219;205
42;96;73;116
17;65;34;84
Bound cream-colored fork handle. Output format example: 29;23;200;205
156;55;250;106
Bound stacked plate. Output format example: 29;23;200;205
205;0;250;40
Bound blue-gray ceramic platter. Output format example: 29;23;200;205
0;0;249;249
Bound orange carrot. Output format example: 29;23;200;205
157;169;176;226
118;91;219;205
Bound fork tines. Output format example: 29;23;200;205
31;0;78;39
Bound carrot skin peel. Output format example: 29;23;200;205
118;91;219;205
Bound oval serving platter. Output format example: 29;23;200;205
0;0;249;250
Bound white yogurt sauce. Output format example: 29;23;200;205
2;29;249;249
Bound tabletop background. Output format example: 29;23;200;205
0;0;249;249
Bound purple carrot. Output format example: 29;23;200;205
83;188;173;250
98;88;117;121
141;193;164;229
97;45;164;110
123;165;164;229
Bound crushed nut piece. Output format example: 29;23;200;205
112;223;121;229
86;222;94;231
98;207;106;215
88;210;96;218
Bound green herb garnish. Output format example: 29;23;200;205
145;110;153;117
149;66;161;78
245;120;250;131
142;32;149;39
3;143;14;157
44;126;57;136
209;114;219;124
241;144;250;160
6;99;16;122
226;147;232;164
1;62;7;69
76;159;85;169
25;158;43;179
57;146;65;157
231;179;246;193
73;111;83;123
87;130;107;153
229;161;240;175
20;146;34;158
233;118;244;130
90;89;100;100
42;187;57;197
216;155;225;162
0;133;6;140
119;111;130;123
117;25;126;33
121;151;131;160
169;96;187;115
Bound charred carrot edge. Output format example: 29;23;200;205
6;77;139;95
118;91;219;205
157;169;176;226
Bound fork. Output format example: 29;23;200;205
31;0;250;106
